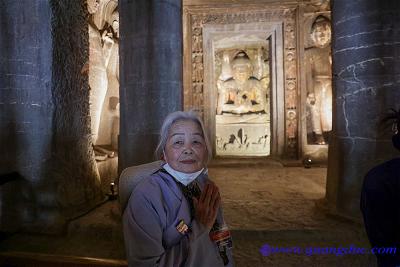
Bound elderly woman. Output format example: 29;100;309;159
122;111;234;267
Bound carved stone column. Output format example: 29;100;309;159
326;0;400;219
119;0;183;170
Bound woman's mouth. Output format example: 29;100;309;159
180;159;196;164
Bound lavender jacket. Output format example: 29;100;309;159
122;169;234;267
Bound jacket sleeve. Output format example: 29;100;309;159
184;219;227;267
122;183;225;267
185;204;235;267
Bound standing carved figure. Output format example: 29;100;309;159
85;0;120;159
104;10;120;151
192;27;203;53
87;0;109;146
305;16;332;145
192;55;204;83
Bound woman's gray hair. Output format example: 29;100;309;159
155;110;212;163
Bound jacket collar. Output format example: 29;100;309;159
157;167;208;200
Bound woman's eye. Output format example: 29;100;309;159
174;141;183;145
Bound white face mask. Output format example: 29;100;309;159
163;163;205;186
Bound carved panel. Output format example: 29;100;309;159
184;6;299;158
216;115;270;156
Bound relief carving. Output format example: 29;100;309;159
193;84;204;108
286;88;297;109
216;115;270;156
192;26;203;53
304;0;330;12
287;80;296;91
285;23;296;48
216;51;268;115
287;110;297;139
192;55;204;83
285;50;297;78
305;16;332;145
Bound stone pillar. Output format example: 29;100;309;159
326;0;400;219
0;0;54;232
119;0;183;171
0;0;103;233
50;1;104;220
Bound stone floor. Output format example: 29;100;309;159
209;165;376;267
0;164;377;267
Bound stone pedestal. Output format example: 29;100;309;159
216;114;270;156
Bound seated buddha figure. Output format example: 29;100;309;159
217;51;267;115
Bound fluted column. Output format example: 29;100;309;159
326;0;400;219
119;0;183;170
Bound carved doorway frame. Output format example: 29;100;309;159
183;5;300;159
202;22;285;157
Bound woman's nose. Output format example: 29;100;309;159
183;147;193;154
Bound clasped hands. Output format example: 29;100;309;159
193;182;221;230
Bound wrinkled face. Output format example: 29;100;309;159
164;119;207;173
312;22;331;47
87;0;100;14
233;64;252;82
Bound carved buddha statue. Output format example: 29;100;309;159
217;51;267;115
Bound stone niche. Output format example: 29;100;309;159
301;10;332;162
87;0;120;193
204;24;281;157
184;5;296;159
183;2;332;161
